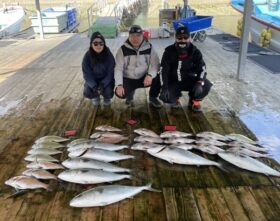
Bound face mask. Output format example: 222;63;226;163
176;42;190;55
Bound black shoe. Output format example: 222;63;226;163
149;97;162;108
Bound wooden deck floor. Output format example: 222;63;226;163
0;33;280;221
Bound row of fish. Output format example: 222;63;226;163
5;125;280;208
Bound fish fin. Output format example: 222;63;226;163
6;189;28;199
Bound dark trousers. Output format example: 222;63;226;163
168;78;213;103
116;74;161;101
83;81;114;100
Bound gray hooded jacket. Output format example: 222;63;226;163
114;39;160;86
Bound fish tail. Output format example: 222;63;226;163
145;183;161;193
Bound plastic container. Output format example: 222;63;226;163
172;16;213;33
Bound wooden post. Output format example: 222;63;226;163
237;0;253;80
35;0;44;39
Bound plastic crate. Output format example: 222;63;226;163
173;16;213;33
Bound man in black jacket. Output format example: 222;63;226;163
159;26;212;112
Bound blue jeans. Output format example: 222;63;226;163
83;81;114;100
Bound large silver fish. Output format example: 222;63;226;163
67;142;128;152
225;133;257;144
160;131;193;138
195;139;226;147
90;132;124;139
147;146;221;168
131;143;166;151
95;125;122;132
35;136;69;144
24;154;59;162
196;132;230;141
169;144;194;151
22;169;57;180
193;145;225;155
32;141;65;149
218;152;280;176
227;141;268;153
5;176;51;190
58;169;131;184
134;136;163;143
134;128;159;138
226;147;270;158
67;138;91;147
95;136;128;144
26;161;64;170
164;137;195;144
68;148;134;162
28;148;62;156
62;158;130;173
70;183;159;207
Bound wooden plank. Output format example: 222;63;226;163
219;187;250;221
235;187;267;221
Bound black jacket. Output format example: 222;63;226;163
82;50;115;89
160;43;207;87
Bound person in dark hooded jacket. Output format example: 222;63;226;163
82;32;115;106
159;26;213;112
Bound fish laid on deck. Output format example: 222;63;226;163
134;136;164;143
32;141;65;149
228;141;268;153
67;141;128;152
62;158;130;173
95;135;128;144
5;176;51;191
196;131;230;141
193;145;225;155
225;133;257;144
95;125;122;132
164;137;196;144
68;148;134;162
22;169;57;180
28;148;63;155
26;161;64;170
24;154;59;162
134;128;160;137
131;143;166;151
70;183;160;207
90;131;125;139
160;131;193;138
218;153;280;176
226;147;271;158
35;136;70;143
147;146;222;168
58;169;131;184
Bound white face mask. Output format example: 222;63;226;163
178;44;187;48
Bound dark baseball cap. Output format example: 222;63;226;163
176;26;190;38
129;25;143;34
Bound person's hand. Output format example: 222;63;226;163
192;81;204;99
159;86;170;103
115;85;125;97
143;75;152;87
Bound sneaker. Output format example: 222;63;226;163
103;99;111;106
149;97;162;108
91;97;100;106
192;100;202;112
170;99;181;109
125;99;134;107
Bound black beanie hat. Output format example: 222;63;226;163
175;26;190;38
90;32;105;45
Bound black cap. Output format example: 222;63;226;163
129;25;143;34
90;32;105;45
175;26;190;38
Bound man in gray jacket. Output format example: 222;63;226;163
114;25;162;107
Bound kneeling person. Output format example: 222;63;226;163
114;25;162;108
82;32;115;106
159;26;212;111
